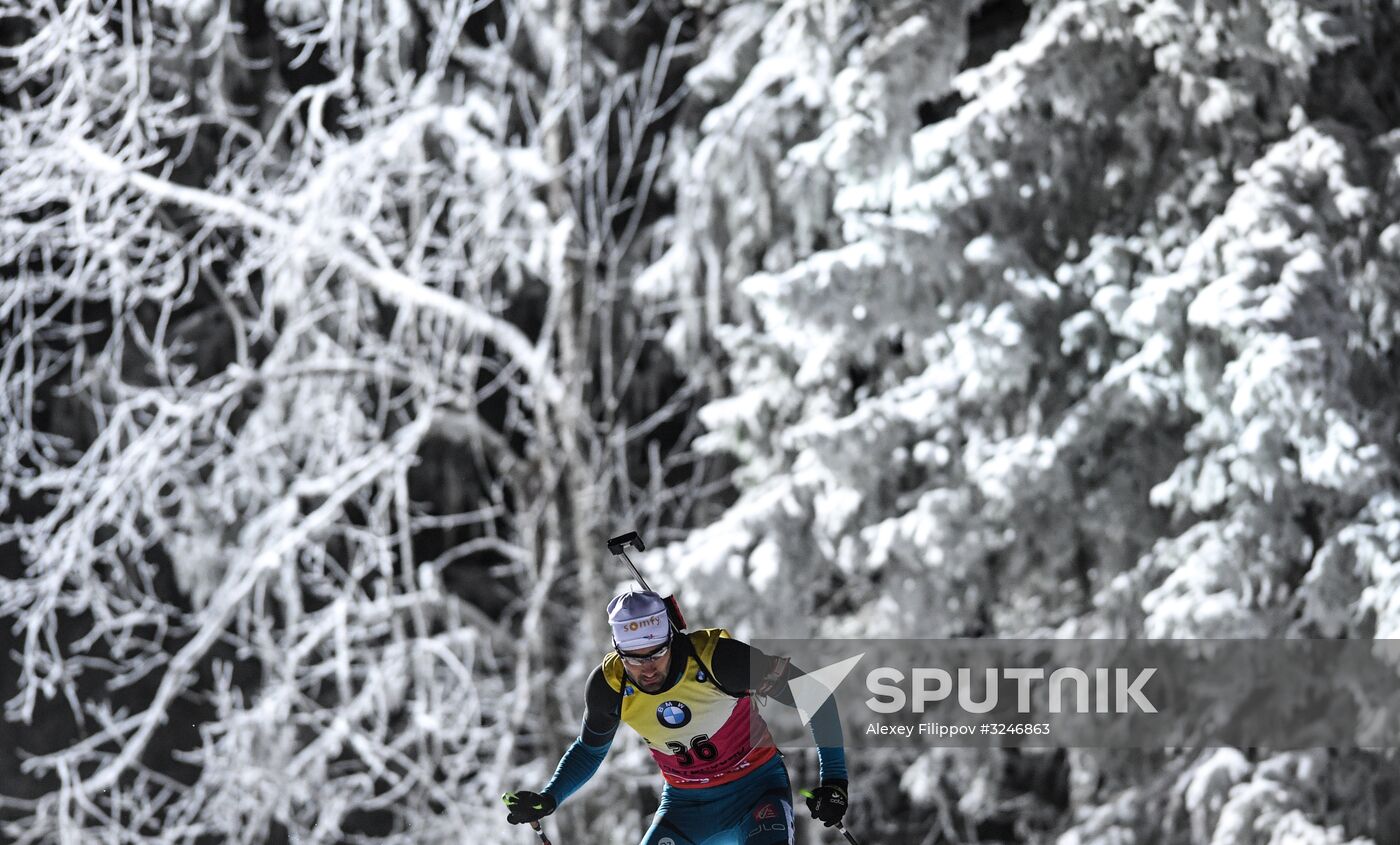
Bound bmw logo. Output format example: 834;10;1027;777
656;700;691;728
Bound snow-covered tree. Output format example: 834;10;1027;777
0;0;712;841
647;0;1400;841
8;0;1400;842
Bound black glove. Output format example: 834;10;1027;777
804;782;848;827
502;790;557;825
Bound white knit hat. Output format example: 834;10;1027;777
607;590;671;652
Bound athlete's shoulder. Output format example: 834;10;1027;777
595;649;629;693
685;627;734;661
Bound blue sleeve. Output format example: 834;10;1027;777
808;694;848;784
541;664;621;805
541;732;612;805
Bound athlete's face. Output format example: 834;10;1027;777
620;641;673;692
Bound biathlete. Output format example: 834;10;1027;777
503;590;850;844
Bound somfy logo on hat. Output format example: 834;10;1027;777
609;590;671;651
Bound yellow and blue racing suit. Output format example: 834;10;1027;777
540;628;846;845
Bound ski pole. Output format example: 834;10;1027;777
800;789;863;845
528;821;553;845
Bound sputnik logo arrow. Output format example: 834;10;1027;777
788;653;865;726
